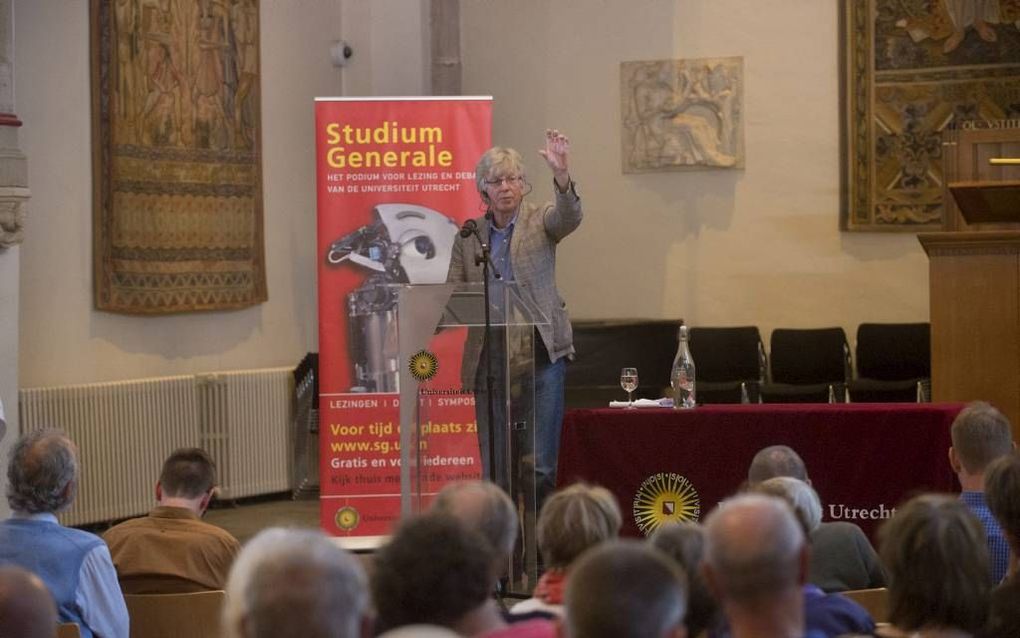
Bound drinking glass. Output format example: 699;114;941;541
620;367;639;408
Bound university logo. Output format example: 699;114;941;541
409;350;439;382
633;472;701;535
335;505;360;531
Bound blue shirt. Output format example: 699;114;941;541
0;512;129;638
709;584;873;638
489;213;516;283
961;491;1010;584
487;214;516;321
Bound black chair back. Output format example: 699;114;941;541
689;326;765;382
770;327;850;385
855;323;930;381
565;320;679;407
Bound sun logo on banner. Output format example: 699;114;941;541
409;350;439;382
335;506;360;531
633;472;701;535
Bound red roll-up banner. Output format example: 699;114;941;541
315;97;492;544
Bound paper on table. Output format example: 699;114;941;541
608;398;674;408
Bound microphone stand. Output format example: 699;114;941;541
460;219;497;488
462;215;509;600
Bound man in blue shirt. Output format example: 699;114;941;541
949;401;1016;584
0;429;128;638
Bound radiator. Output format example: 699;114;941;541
18;368;294;527
196;370;293;500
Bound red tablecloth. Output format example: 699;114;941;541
557;403;963;539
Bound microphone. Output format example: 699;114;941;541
459;219;477;238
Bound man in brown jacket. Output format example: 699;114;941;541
104;448;239;593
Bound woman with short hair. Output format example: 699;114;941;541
510;482;621;618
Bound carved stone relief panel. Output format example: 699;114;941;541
0;186;28;249
621;57;744;172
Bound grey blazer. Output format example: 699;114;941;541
446;183;583;388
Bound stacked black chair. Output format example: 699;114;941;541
760;327;851;403
847;322;930;402
564;320;679;408
689;326;766;404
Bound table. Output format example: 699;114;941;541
557;403;963;539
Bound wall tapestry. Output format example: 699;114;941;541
843;0;1020;231
91;0;267;313
621;57;744;172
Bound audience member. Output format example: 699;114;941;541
372;513;555;637
877;494;989;638
702;494;809;638
431;480;518;581
746;444;885;591
981;453;1020;638
222;527;370;638
104;447;240;593
747;445;810;484
0;428;128;638
564;540;687;638
748;478;874;637
648;522;719;638
510;482;622;618
0;565;57;638
949;400;1015;583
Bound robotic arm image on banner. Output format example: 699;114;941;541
326;204;459;393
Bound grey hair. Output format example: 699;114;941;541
7;429;78;514
474;147;526;194
431;480;517;559
747;445;808;484
754;477;823;534
704;493;805;603
538;482;622;569
222;528;368;638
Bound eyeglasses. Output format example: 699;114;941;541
483;176;524;187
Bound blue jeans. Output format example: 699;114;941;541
474;334;566;503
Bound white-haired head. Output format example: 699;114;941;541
222;528;369;638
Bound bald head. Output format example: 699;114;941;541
703;494;805;604
747;445;808;485
0;566;57;638
431;480;517;562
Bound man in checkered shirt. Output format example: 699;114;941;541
949;401;1016;584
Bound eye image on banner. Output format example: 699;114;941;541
315;98;492;540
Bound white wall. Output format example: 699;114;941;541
13;0;429;388
15;0;930;390
461;0;929;339
340;0;430;97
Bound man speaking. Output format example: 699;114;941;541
446;129;582;503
